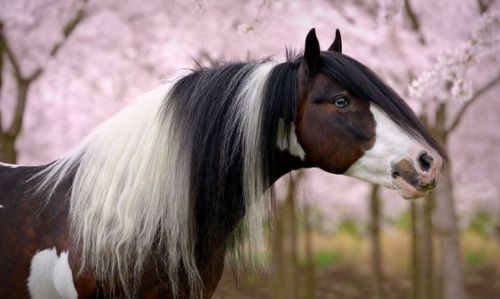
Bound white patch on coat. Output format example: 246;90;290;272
0;204;3;208
52;252;78;299
345;104;427;189
276;119;306;160
27;248;77;299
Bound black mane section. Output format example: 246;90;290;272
261;60;300;183
319;52;446;159
166;63;257;254
164;59;302;258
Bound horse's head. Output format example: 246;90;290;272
295;29;445;199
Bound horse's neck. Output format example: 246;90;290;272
196;147;308;248
269;147;310;184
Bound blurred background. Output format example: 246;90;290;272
1;0;499;298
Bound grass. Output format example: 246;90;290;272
462;232;500;269
214;228;500;299
227;227;500;286
294;229;500;274
465;250;486;266
310;249;343;268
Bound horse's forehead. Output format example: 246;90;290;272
306;72;343;93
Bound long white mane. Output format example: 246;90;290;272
33;63;278;298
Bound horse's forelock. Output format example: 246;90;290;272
319;52;447;160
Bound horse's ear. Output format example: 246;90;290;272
304;28;321;75
328;29;342;53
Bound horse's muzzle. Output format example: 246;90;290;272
391;150;442;199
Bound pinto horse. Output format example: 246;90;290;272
0;29;444;298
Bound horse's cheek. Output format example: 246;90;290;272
296;105;328;162
297;107;346;172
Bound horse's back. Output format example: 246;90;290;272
0;163;72;298
0;163;50;225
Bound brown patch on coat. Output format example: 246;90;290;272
0;164;226;299
0;165;72;298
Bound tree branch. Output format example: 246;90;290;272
8;78;29;138
2;1;89;138
50;6;87;57
403;0;426;45
477;0;495;14
447;72;500;133
29;3;88;81
0;22;23;81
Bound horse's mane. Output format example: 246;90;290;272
32;59;300;298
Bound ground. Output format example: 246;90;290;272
213;264;500;299
212;230;500;299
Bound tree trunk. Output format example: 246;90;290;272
431;103;468;299
421;193;435;299
0;78;30;164
411;197;435;299
495;189;500;245
433;166;468;299
410;200;421;299
272;175;299;299
369;184;386;299
303;203;316;299
0;133;16;163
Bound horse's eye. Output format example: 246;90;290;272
333;96;350;108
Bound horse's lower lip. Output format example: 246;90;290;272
392;175;427;199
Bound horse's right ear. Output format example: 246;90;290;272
328;29;342;53
304;28;321;75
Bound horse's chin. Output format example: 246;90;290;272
392;176;428;200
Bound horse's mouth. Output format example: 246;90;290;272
392;173;429;199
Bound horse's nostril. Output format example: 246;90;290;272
417;151;434;172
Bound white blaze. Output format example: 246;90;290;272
345;104;424;189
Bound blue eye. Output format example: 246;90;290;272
333;96;350;108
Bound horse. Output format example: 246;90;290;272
0;28;444;299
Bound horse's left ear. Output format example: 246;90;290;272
328;29;342;53
304;28;321;75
